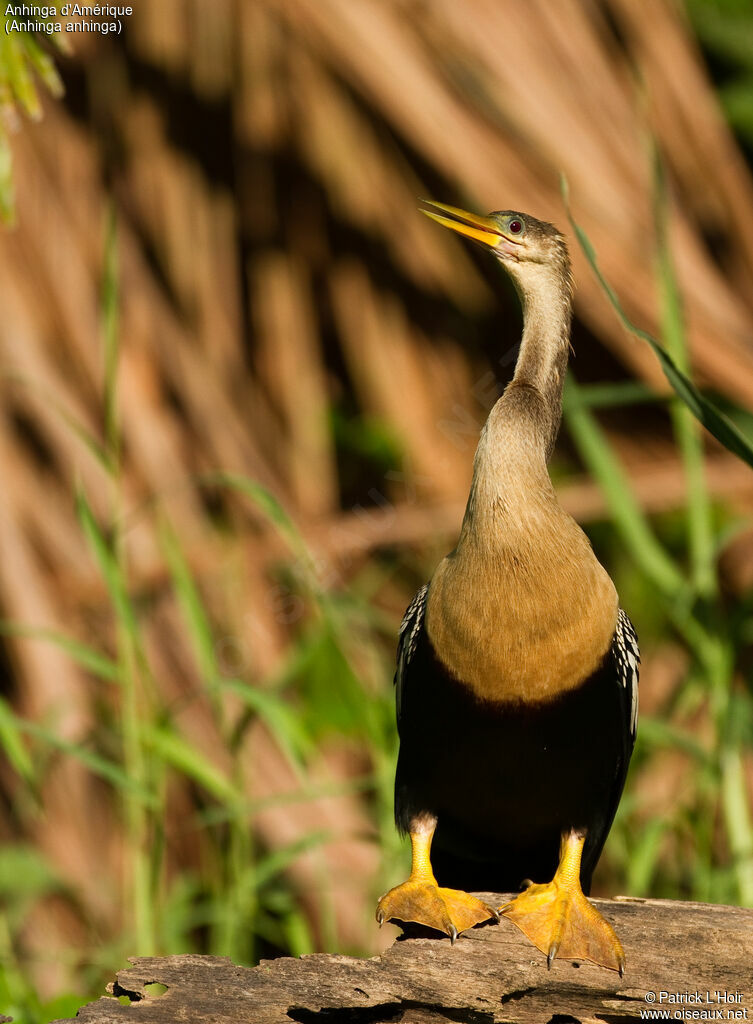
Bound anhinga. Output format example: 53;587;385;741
376;201;639;974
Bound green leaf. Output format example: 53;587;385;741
637;717;711;766
0;621;121;683
653;153;716;599
0;21;42;119
560;379;661;412
206;472;311;564
0;128;14;225
625;818;671;896
4;373;112;471
0;13;65;221
16;715;157;805
252;830;331;889
222;677;312;766
721;749;753;906
144;725;241;805
102;206;119;468
159;519;218;687
0;843;60;900
562;175;753;469
19;33;63;98
0;695;35;785
40;994;92;1022
720;77;753;144
686;2;753;71
565;376;685;596
76;488;138;637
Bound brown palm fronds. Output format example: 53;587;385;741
1;0;753;998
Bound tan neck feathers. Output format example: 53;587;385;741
424;246;617;705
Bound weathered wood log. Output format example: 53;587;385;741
55;895;753;1024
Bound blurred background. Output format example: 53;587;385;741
2;0;753;1019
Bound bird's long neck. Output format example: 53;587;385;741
425;262;618;704
461;265;572;540
510;269;572;443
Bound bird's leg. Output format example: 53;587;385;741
376;815;497;941
499;828;625;974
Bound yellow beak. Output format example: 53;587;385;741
418;199;503;249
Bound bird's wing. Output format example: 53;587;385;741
582;607;640;884
612;607;640;745
395;583;429;729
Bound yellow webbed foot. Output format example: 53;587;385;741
380;815;496;940
377;879;496;941
499;831;625;974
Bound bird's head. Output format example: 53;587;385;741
418;199;572;298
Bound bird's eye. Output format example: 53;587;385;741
509;219;523;234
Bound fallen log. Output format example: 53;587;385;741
54;894;753;1023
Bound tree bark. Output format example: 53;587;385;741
53;895;753;1024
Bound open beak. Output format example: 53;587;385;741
418;199;506;251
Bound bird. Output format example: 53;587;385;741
375;200;639;975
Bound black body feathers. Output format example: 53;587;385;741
393;593;639;894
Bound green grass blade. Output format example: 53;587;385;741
564;376;685;596
159;518;218;689
102;207;119;471
75;488;138;636
145;725;241;805
637;717;712;766
562;175;753;469
209;472;297;539
721;750;753;906
222;677;312;767
206;472;316;575
77;486;155;950
0;622;121;683
196;774;376;825
0;696;35;786
0;127;14;225
280;908;316;958
0;843;61;907
15;715;156;806
653;154;716;598
560;380;661;412
0;373;111;471
56;404;112;471
19;34;63;98
0;14;64;221
686;1;753;70
0;21;41;119
251;831;331;889
624;817;670;896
